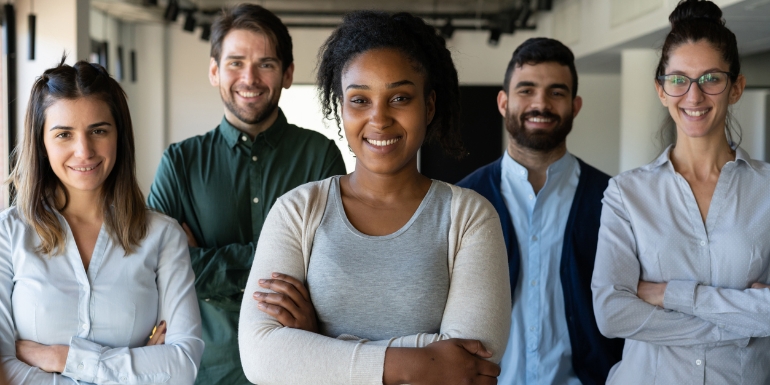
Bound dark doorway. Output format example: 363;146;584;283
420;86;504;184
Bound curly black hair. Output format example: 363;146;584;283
316;11;465;158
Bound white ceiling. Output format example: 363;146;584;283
576;0;770;73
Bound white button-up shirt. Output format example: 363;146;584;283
592;146;770;384
0;209;203;384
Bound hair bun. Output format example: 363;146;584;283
669;0;724;27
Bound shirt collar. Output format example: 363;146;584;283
219;108;289;149
502;150;575;180
652;144;756;171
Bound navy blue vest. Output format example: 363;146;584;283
457;156;623;385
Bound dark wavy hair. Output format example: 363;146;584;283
316;11;465;158
656;0;741;146
210;3;293;72
503;37;578;98
10;59;147;256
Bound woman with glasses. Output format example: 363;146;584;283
0;60;203;384
591;0;770;383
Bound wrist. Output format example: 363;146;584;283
53;345;69;373
383;347;419;385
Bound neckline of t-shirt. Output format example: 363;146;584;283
331;175;438;240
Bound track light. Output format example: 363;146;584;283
200;24;211;41
519;8;533;27
183;12;196;32
537;0;553;11
164;0;179;22
440;19;455;39
488;28;501;46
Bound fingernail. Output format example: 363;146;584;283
257;302;266;309
253;292;264;298
272;272;280;278
160;321;165;326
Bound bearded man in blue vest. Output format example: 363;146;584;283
457;37;623;385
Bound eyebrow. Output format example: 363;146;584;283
514;81;571;92
666;68;726;76
49;122;112;131
345;79;416;91
223;55;279;63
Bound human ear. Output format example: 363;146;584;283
282;62;295;89
208;57;220;87
572;95;583;118
728;74;746;105
426;90;436;125
497;90;508;118
654;79;668;107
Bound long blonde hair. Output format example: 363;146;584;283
10;59;147;256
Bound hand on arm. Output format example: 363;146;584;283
383;339;499;385
146;321;167;346
181;223;198;248
253;272;318;333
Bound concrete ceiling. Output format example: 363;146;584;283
576;0;770;74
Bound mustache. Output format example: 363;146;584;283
232;85;268;93
520;110;560;121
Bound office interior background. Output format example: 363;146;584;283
0;0;768;205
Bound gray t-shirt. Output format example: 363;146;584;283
307;176;451;341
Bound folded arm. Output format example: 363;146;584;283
239;189;511;385
591;179;750;347
148;151;255;301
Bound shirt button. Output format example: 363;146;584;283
82;324;88;330
241;135;248;141
77;363;84;370
529;326;536;332
253;197;259;204
205;298;210;302
530;280;537;286
121;376;128;382
700;240;706;246
252;156;258;161
528;194;534;200
531;235;537;241
696;359;702;366
520;170;525;175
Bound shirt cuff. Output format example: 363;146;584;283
663;280;698;315
62;337;107;383
348;343;386;385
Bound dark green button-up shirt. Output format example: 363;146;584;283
148;109;346;385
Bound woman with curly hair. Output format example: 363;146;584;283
0;60;203;384
238;11;511;385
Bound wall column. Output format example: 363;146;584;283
619;49;667;172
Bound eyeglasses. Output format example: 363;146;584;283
656;71;733;97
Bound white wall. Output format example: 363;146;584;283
122;23;167;196
567;74;622;175
15;0;89;137
733;89;770;161
742;51;770;88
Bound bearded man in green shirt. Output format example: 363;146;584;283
147;4;346;384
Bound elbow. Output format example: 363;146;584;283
592;287;634;339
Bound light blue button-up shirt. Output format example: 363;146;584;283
592;146;770;384
0;209;203;384
498;151;581;385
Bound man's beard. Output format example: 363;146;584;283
505;109;573;152
222;88;279;125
